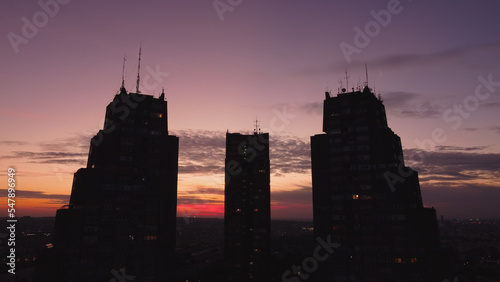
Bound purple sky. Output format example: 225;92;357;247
1;0;500;219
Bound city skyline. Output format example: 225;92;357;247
1;0;500;220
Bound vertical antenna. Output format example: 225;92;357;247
365;63;369;86
121;55;126;91
136;45;142;93
254;118;260;134
345;70;349;92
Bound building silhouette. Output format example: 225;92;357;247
53;85;178;281
224;131;271;282
310;86;439;281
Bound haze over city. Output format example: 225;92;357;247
1;0;500;220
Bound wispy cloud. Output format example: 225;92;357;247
435;145;490;152
382;91;443;119
296;42;500;76
0;189;69;204
488;126;500;134
1;151;87;165
0;140;30;146
266;102;322;116
404;149;500;185
354;42;500;71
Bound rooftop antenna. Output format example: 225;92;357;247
254;118;260;134
345;70;350;92
120;54;126;91
160;87;165;100
135;45;142;93
365;63;369;87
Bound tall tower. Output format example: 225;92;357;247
54;86;178;281
310;86;439;281
225;132;271;282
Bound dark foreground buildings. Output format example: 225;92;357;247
310;86;440;281
225;131;271;282
52;85;178;281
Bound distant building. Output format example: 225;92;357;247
53;85;178;281
310;86;439;281
224;131;271;282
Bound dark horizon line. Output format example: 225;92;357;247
3;216;500;221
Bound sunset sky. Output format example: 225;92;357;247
1;0;499;220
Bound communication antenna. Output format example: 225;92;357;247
160;87;165;100
254;118;260;134
345;70;350;92
120;55;126;91
365;63;369;86
136;45;142;93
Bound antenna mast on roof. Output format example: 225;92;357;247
365;63;369;87
136;45;142;93
254;118;260;134
345;70;350;91
120;55;126;91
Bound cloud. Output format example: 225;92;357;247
0;189;69;204
171;129;226;175
265;102;323;116
354;42;500;71
178;186;225;205
403;149;500;185
39;132;93;152
0;132;93;166
435;145;489;152
297;102;322;116
296;42;500;77
0;140;29;146
382;92;443;119
1;151;87;165
488;126;500;134
270;135;310;175
171;129;311;176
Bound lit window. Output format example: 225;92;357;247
352;195;359;200
394;258;403;263
236;209;241;212
410;258;418;263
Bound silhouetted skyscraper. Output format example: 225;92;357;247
54;86;178;282
225;131;271;282
310;86;439;281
